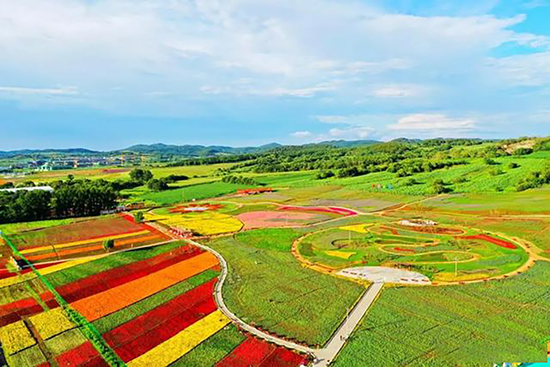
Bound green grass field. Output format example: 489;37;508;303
124;181;251;206
207;228;365;346
334;261;550;366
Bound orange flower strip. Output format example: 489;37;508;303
26;234;164;262
71;251;218;321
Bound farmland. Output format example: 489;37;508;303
0;241;309;367
333;262;550;366
0;138;549;366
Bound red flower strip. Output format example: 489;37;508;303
215;337;276;367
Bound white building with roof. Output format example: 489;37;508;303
0;186;54;193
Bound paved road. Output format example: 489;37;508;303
312;282;384;367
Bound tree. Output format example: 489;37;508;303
147;178;169;191
103;239;114;250
508;162;519;169
134;211;144;223
129;169;153;183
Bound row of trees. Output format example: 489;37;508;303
221;175;259;186
0;179;117;224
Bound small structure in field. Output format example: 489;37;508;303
398;219;438;227
0;185;54;193
237;187;274;196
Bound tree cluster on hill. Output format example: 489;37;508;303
239;141;474;179
516;164;550;192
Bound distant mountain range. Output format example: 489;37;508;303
119;142;283;156
0;139;383;158
0;148;99;158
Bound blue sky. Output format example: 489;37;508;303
1;0;549;150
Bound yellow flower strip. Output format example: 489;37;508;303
71;251;218;321
127;310;230;367
340;224;372;233
325;250;356;259
29;308;76;340
149;212;243;235
20;230;150;255
0;255;104;289
0;320;36;355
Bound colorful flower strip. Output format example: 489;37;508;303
12;216;144;249
278;205;357;216
55;341;108;367
70;251;219;321
215;336;275;366
257;347;309;367
20;230;151;255
29;307;76;340
26;234;165;262
0;246;203;327
458;234;517;249
0;320;36;355
103;279;216;349
216;336;307;367
126;310;231;367
2;233;125;367
115;296;217;362
0;255;104;289
55;272;218;365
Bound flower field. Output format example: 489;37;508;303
0;240;308;366
145;211;243;236
7;214;170;263
237;210;324;229
278;205;358;216
299;220;529;282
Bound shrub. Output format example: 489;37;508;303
484;158;498;165
512;148;533;156
404;178;417;186
508;162;519;169
103;239;114;250
489;168;504;176
134;211;144;223
316;170;335;180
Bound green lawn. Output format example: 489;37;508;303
207;228;365;347
125;181;251;206
334;262;550;366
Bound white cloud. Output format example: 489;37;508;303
488;51;550;86
200;82;337;98
388;113;476;132
268;83;336;98
291;131;312;138
0;86;78;96
371;84;427;98
329;126;375;139
315;115;351;124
